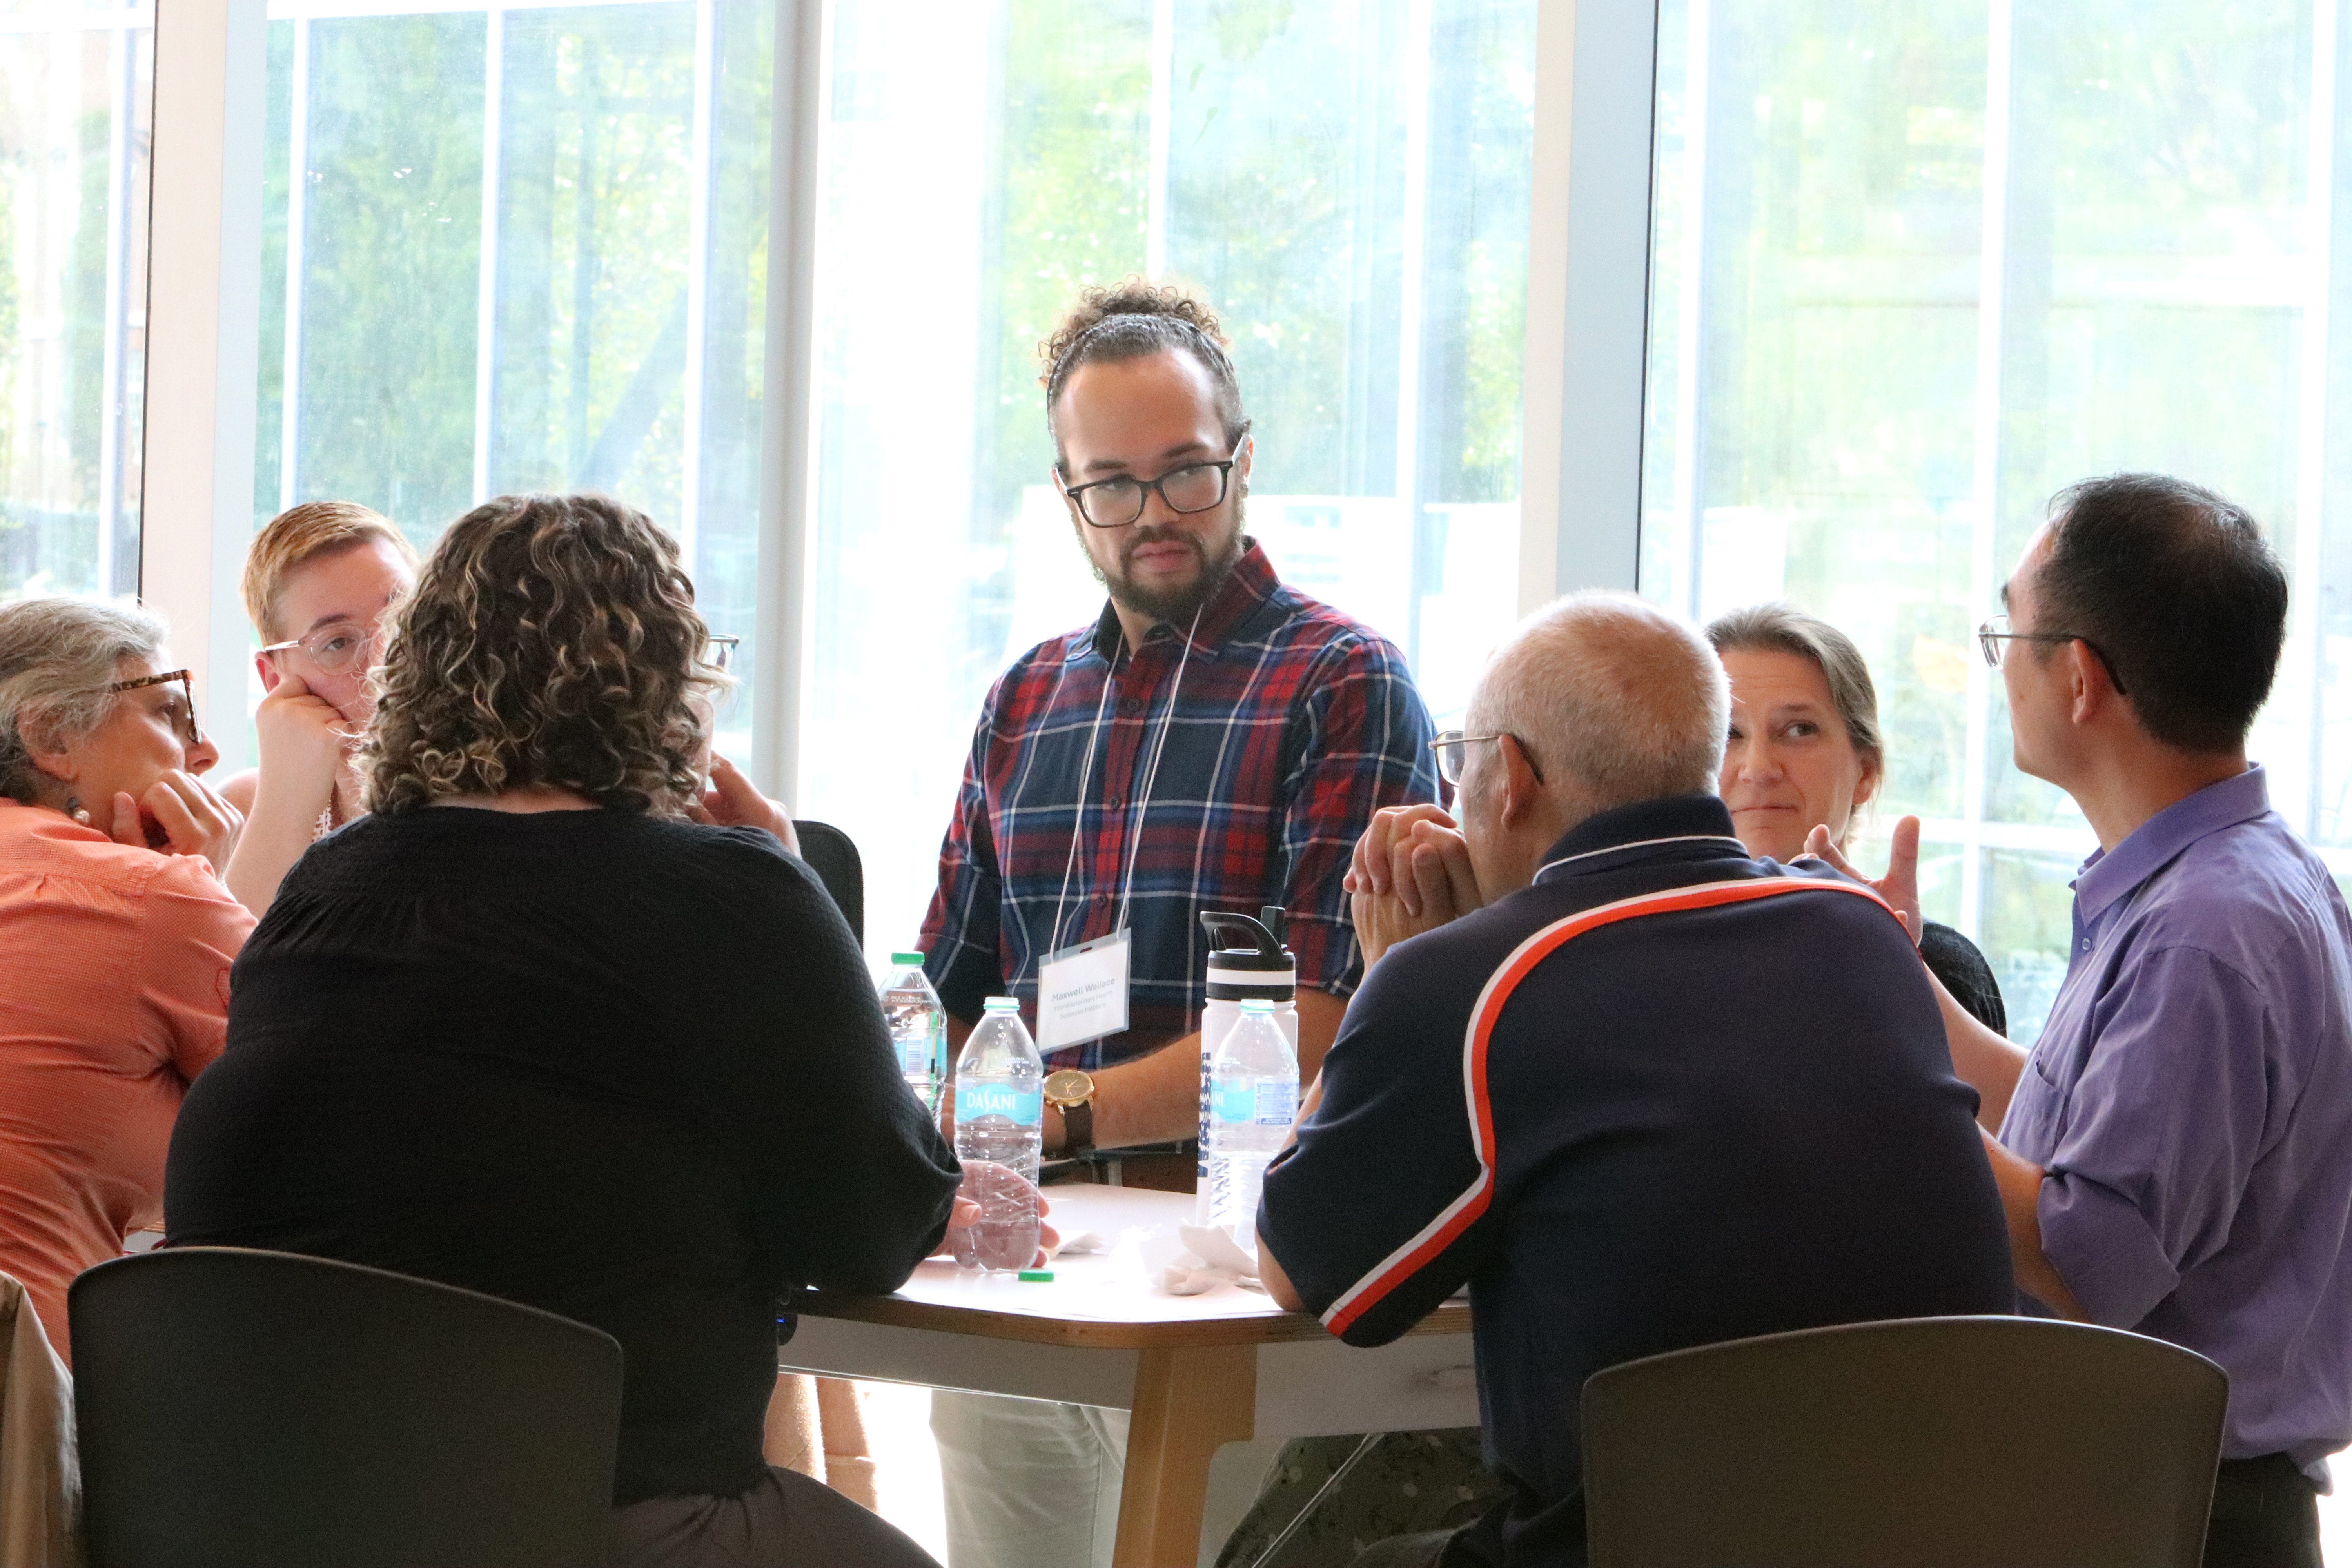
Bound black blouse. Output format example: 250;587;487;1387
165;807;959;1504
1920;919;2007;1034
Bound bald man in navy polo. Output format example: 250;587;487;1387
1256;593;2013;1568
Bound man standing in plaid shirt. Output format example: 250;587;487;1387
919;280;1440;1568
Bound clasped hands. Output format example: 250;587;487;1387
1343;805;1932;966
1344;803;1486;966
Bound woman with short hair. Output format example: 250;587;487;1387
0;596;250;1361
1708;602;2006;1030
166;493;958;1568
216;499;420;914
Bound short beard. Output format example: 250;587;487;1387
1090;504;1246;628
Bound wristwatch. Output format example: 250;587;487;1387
1042;1068;1098;1156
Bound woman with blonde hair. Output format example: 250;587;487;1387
166;493;958;1568
1708;602;2005;1029
217;499;419;913
0;597;250;1360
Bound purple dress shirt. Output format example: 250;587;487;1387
2001;766;2352;1481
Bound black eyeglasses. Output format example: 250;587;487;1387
706;634;739;673
108;668;201;747
1058;441;1244;529
1976;616;2130;696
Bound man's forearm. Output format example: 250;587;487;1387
1047;988;1348;1152
1979;1129;2085;1319
1931;968;2030;1131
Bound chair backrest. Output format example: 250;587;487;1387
71;1247;623;1568
795;819;864;944
1581;1314;2228;1568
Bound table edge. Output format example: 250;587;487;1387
788;1291;1471;1349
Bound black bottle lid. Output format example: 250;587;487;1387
1200;906;1293;972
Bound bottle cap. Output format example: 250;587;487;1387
983;996;1021;1013
1240;998;1275;1014
1199;909;1293;971
891;951;925;967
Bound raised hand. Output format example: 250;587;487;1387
1802;813;1923;945
685;753;800;855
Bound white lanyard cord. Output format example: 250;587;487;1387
1035;666;1118;979
1115;602;1202;931
1033;601;1205;977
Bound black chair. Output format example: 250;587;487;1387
1581;1314;2228;1568
71;1247;623;1568
794;818;864;943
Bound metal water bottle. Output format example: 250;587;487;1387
1196;906;1298;1222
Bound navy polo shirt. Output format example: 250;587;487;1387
1259;794;2013;1568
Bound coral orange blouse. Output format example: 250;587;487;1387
0;799;253;1362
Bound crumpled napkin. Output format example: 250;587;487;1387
1138;1221;1265;1296
1041;1229;1107;1261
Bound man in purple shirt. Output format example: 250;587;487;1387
1828;473;2352;1567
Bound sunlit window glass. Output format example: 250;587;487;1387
1642;0;2335;1038
804;0;1537;959
255;0;769;755
0;2;150;602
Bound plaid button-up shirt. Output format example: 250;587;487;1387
920;541;1440;1071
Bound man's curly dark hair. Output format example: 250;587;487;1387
1040;278;1251;465
365;493;726;816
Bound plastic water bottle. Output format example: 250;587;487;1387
1206;997;1299;1254
951;996;1044;1272
1196;907;1297;1223
880;951;947;1117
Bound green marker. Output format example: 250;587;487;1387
1018;1269;1054;1283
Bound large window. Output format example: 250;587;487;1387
256;0;771;746
0;1;150;602
803;0;1538;960
1642;0;2346;1037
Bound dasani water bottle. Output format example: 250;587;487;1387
1205;997;1299;1254
880;951;947;1116
951;996;1044;1272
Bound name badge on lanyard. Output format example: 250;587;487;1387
1037;929;1131;1053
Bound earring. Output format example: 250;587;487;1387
64;795;91;826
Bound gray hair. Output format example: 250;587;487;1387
1468;592;1728;813
0;596;169;804
1705;602;1884;779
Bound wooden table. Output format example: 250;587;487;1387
780;1186;1477;1566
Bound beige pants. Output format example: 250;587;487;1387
929;1392;1130;1568
764;1373;878;1512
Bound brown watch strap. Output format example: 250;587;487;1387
1059;1097;1095;1156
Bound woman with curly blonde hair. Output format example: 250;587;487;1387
166;493;960;1568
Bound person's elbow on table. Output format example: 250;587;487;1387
1257;1229;1307;1313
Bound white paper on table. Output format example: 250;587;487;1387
1042;1230;1107;1260
1126;1220;1265;1296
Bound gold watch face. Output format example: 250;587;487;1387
1042;1068;1095;1107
